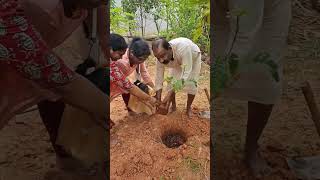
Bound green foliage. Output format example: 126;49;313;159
183;157;202;173
211;10;279;99
164;77;184;92
252;52;279;82
228;53;239;75
110;6;136;35
159;0;210;53
164;76;197;93
111;0;210;54
211;52;280;98
211;54;239;97
229;8;248;17
121;0;158;36
164;64;198;93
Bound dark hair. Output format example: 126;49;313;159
134;80;149;94
129;37;151;58
110;33;128;51
75;57;96;75
152;38;171;51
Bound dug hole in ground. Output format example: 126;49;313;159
110;55;210;180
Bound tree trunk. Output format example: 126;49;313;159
155;20;160;36
139;5;144;36
166;4;169;33
144;14;147;36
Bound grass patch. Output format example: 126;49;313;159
183;157;202;173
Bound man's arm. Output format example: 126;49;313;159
140;62;155;88
155;61;165;100
156;89;162;101
180;46;193;81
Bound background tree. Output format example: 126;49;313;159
111;0;210;55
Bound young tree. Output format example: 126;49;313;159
122;0;155;37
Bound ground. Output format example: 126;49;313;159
215;1;320;179
0;111;56;179
0;26;89;179
110;57;210;180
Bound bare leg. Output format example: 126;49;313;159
186;94;195;118
245;101;273;177
122;93;133;112
170;92;177;112
37;100;72;158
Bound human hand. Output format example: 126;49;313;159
162;90;174;104
155;90;162;101
148;96;160;106
156;99;170;115
147;82;155;89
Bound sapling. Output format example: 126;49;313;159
211;8;279;103
157;65;198;114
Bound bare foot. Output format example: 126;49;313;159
186;108;192;118
245;151;272;178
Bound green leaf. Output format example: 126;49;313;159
230;8;248;17
271;71;280;82
173;79;184;92
189;79;198;87
250;52;279;82
211;56;230;96
164;76;174;83
228;53;239;75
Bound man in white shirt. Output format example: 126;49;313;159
152;37;202;117
213;0;291;177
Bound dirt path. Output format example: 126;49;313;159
110;57;210;179
214;1;320;179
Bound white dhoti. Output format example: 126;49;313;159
155;37;202;96
213;0;291;104
166;53;202;95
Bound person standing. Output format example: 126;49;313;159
213;0;291;177
152;37;202;117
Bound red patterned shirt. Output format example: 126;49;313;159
110;61;133;100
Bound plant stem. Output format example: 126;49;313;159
226;15;239;59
